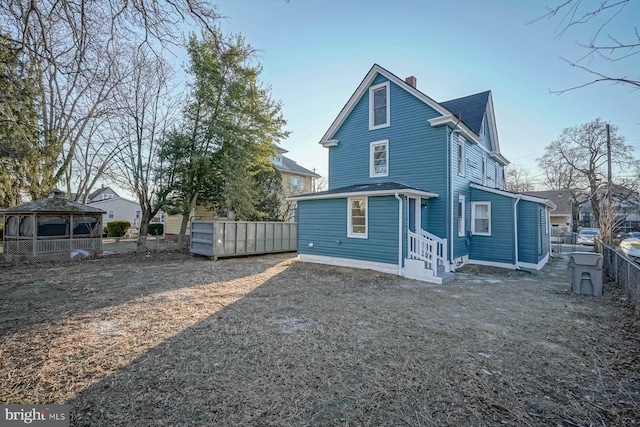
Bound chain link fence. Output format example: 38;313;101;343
601;242;640;316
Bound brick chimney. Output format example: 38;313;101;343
405;76;417;88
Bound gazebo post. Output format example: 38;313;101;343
32;213;37;256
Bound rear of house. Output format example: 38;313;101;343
291;64;554;283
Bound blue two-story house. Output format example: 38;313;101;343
290;64;555;283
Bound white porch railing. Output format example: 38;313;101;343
408;229;448;273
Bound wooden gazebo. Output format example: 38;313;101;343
1;189;105;261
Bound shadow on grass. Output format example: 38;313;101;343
0;252;293;338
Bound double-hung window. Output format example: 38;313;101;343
471;202;491;236
107;209;115;219
369;82;390;130
457;136;465;176
482;155;487;186
458;195;466;237
370;140;389;177
347;197;368;238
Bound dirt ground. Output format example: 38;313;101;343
1;243;639;426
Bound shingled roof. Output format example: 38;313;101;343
276;155;321;178
1;194;105;215
439;91;491;136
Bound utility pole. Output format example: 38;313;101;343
606;123;612;207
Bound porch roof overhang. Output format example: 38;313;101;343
287;182;438;201
470;183;557;209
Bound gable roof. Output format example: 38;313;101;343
319;64;506;164
523;190;573;215
439;91;491;136
87;186;119;201
275;155;321;178
470;183;557;209
288;182;438;201
1;196;105;214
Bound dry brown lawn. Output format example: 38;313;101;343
0;247;639;426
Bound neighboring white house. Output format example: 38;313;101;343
88;196;143;228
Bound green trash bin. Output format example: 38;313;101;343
569;252;603;296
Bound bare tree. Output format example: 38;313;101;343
540;118;638;223
505;164;536;192
110;46;177;248
0;1;220;198
530;0;639;92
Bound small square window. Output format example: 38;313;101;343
369;82;390;130
471;202;491;236
370;140;389;177
347;197;368;238
290;176;305;194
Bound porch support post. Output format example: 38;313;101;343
395;192;403;276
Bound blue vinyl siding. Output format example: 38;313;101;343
517;201;539;264
328;75;447;199
469;188;516;264
297;196;400;265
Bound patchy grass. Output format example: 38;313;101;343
1;251;639;426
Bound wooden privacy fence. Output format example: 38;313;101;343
601;243;640;316
190;221;297;259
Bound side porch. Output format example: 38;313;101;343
291;183;454;284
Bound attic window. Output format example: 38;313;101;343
270;155;282;165
369;82;390;130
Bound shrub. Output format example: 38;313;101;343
0;223;3;239
106;220;130;238
148;223;164;236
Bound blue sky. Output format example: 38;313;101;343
208;0;639;185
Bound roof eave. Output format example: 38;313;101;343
287;188;439;202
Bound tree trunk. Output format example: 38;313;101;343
176;192;199;250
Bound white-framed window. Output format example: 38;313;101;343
107;209;115;219
471;202;491;236
370;140;389;177
457;136;466;176
369;81;390;130
290;175;305;194
482;155;487;186
458;195;466;237
347;197;368;238
270;155;282;165
102;193;114;200
136;210;141;219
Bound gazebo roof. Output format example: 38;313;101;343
1;193;105;215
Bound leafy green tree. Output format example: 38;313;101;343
159;31;288;248
247;165;285;221
0;34;38;206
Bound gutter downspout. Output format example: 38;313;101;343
395;192;403;276
514;196;521;269
449;128;454;271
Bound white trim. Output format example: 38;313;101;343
320;64;450;144
518;253;549;270
347;197;368;239
468;259;517;270
457;136;466;177
458;195;466;237
369;139;389;177
299;253;399;275
369;81;390;130
321;139;339;147
288;188;438;201
429;115;481;145
470;183;557;209
471;201;491;236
